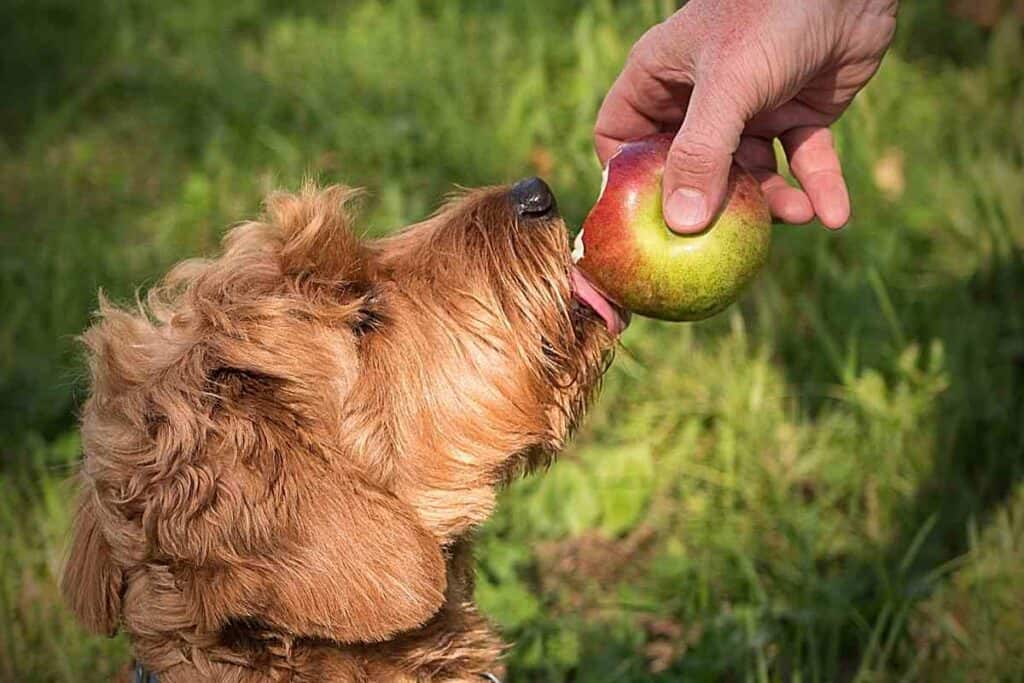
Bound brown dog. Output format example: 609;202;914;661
62;178;626;681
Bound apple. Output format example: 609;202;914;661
573;134;771;322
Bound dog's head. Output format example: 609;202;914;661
65;180;625;661
332;177;626;536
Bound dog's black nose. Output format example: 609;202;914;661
510;176;557;218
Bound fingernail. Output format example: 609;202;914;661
666;188;707;232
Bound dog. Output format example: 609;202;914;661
62;177;628;681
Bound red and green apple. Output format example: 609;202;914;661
572;133;771;323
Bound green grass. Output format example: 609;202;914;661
2;1;1022;680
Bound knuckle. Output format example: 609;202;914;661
629;20;694;77
670;138;723;172
627;22;666;66
705;63;759;113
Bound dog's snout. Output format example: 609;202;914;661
510;177;556;218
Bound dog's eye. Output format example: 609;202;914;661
351;290;384;337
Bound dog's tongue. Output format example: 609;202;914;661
571;267;629;336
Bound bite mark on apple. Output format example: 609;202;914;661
571;228;585;262
573;163;613;263
598;163;610;200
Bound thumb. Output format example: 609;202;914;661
662;81;748;234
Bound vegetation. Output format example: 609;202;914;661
2;1;1021;680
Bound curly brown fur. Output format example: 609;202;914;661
62;182;614;681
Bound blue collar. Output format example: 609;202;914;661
134;663;158;683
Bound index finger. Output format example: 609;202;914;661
593;26;694;164
594;70;669;163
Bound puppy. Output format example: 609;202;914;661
62;178;627;681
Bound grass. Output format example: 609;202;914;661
1;1;1022;680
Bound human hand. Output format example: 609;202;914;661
594;0;897;233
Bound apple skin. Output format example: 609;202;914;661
574;134;771;322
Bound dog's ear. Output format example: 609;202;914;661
62;487;123;636
226;469;448;643
151;428;447;643
269;184;368;285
